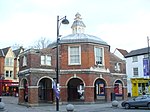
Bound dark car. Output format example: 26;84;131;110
121;95;150;109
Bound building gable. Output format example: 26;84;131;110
113;48;128;60
5;48;15;58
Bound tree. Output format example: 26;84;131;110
32;37;51;49
11;43;23;50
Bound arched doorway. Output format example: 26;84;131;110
114;80;123;100
94;78;106;101
38;78;53;103
67;78;84;101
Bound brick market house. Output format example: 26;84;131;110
18;13;127;106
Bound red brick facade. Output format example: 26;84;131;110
18;44;127;106
18;13;127;106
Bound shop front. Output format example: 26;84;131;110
131;78;150;97
0;80;18;96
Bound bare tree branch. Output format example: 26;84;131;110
32;37;51;49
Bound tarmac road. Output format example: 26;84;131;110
1;96;150;112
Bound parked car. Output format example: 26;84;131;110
121;95;150;109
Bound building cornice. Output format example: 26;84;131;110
19;68;55;75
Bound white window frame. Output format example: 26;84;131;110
133;67;138;76
144;54;148;58
10;71;13;77
132;56;138;62
23;56;27;66
68;45;81;65
41;55;51;66
5;71;9;77
94;47;104;66
5;70;13;77
5;58;14;66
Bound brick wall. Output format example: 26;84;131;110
60;44;110;70
0;57;4;76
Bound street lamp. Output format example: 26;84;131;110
56;16;69;111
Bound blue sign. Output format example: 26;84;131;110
143;58;149;76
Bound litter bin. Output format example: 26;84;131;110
128;93;131;97
111;93;116;101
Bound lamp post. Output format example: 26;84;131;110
56;15;69;111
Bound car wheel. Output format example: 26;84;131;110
124;103;130;109
148;103;150;109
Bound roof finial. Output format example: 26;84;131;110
71;12;86;34
74;12;82;21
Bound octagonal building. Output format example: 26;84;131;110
18;13;127;106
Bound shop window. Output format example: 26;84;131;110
96;82;105;96
114;83;122;95
114;80;123;96
138;83;141;87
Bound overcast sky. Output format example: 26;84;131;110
0;0;150;52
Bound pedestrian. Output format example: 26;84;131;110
25;94;28;102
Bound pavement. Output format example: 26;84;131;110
0;96;119;112
1;96;149;112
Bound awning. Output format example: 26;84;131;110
5;83;19;87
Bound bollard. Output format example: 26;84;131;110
66;104;74;112
0;98;7;112
112;100;119;108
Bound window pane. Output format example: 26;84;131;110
41;55;51;66
5;71;9;77
132;56;138;62
23;56;27;66
133;68;138;76
41;56;45;65
46;56;51;65
5;58;9;66
70;55;80;63
95;47;103;65
69;46;80;64
10;71;13;77
10;58;14;66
